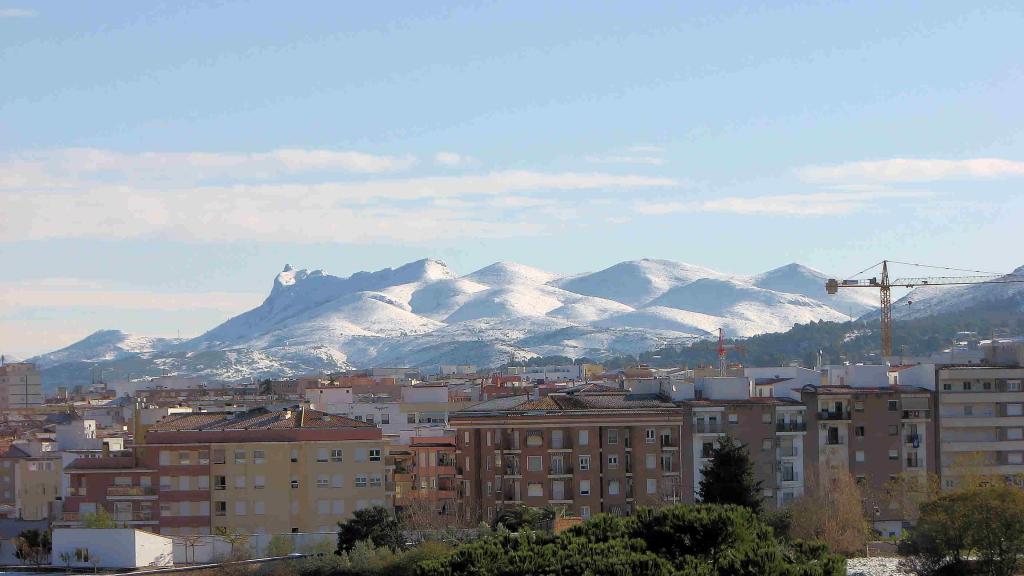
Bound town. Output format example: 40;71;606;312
2;334;1023;570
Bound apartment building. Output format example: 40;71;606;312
392;436;458;517
0;362;44;410
936;366;1024;489
802;382;935;536
61;407;387;535
451;388;687;523
0;445;61;520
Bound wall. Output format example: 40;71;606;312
52;528;173;568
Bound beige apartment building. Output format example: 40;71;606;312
936;366;1024;489
0;445;61;520
0;362;44;410
63;407;387;535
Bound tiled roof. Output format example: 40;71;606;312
0;445;32;459
683;397;804;406
802;384;929;395
456;390;680;416
148;407;372;432
65;456;137;470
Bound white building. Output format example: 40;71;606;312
52;528;174;568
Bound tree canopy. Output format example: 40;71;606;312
697;435;763;514
337;506;405;553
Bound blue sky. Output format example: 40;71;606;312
1;1;1023;356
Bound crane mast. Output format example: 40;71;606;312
825;260;1024;358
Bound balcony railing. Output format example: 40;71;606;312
819;410;851;421
776;421;807;432
905;434;921;445
659;436;677;448
906;458;921;469
548;464;572;476
694;421;723;434
68;487;87;497
826;436;846;446
778;446;798;458
902;410;931;420
107;486;157;497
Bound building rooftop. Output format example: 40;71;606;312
801;384;931;395
148;406;372;432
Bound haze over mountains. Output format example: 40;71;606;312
27;257;1021;388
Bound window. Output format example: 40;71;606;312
290;476;299;489
527;456;542;472
254;501;265;515
526;430;543;447
290;449;298;463
887;400;899;411
855;450;865;462
317;448;329;462
607;455;618;468
355;475;367;488
464;431;471;445
647;479;657;494
1009;428;1024;441
214;501;226;516
608;480;620;495
580;505;591;519
331;449;343;462
179;501;191;516
160;476;172;490
370;474;382;487
578;455;590;471
331;474;343;488
607;429;619;444
160;451;171;466
983;381;993;391
318;500;330;515
762;413;772;424
254;475;265;489
407;413;417;424
365;414;375;424
332;500;344;514
855;426;865;437
854;401;865;412
369;449;381;462
355;448;367;462
661;454;673;471
234;450;246;464
888;450;899;460
527;482;543;497
645;428;656;444
578;430;589;446
1010;381;1022;392
1009;453;1024;465
198;450;210;464
253;450;265;464
179;451;192;465
646;454;656;469
579;479;591;496
943;383;952;391
964;405;974;416
728;414;738;424
761;439;772;451
887;425;898;436
317;475;329;487
197;476;209;490
1009;404;1024;417
381;413;390;425
234;476;246;489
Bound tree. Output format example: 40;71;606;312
179;533;204;565
883;472;941;524
13;528;51;566
266;534;295;557
697;435;763;513
81;507;117;528
337;506;404;554
491;506;553;532
213;526;251;560
900;486;1024;576
789;468;870;557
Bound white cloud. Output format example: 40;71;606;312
634;190;930;217
796;158;1024;183
0;8;35;17
434;151;472;167
0;279;264;313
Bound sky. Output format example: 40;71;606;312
1;1;1023;357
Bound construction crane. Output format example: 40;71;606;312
717;328;745;376
825;260;1024;357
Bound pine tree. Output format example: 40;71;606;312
697;435;763;513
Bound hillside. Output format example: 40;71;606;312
44;256;1023;390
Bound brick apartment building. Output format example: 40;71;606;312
61;406;387;535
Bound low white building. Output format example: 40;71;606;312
52;528;174;568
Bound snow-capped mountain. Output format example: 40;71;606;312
752;263;878;316
33;258;888;387
889;265;1024;320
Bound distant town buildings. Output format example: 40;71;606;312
0;362;43;410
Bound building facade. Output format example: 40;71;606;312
0;363;44;410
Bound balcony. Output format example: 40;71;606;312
107;486;158;498
906;458;921;469
548;464;573;477
694;421;723;434
68;487;87;497
500;440;521;451
776;421;807;433
903;409;932;420
825;436;846;446
659;436;678;449
819;410;851;421
777;446;798;458
504;466;522;477
436;465;457;477
905;434;921;446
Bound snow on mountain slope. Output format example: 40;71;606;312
35;257;888;386
465;261;560;286
753;263;877;316
553;259;731;307
31;329;181;368
890;265;1024;320
647;278;850;332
